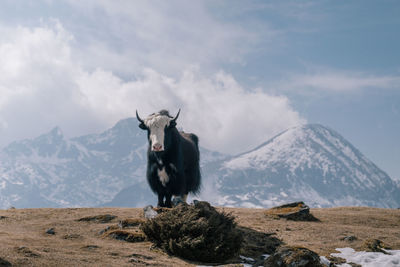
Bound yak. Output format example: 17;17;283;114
136;109;201;208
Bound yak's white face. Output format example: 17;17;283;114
144;114;172;152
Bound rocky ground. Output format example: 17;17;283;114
0;205;399;266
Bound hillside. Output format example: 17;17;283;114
0;206;399;266
206;124;400;208
1;119;399;210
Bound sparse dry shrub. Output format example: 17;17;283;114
0;257;12;266
362;239;391;254
264;246;323;267
103;230;146;243
238;227;281;258
118;218;146;228
141;201;243;263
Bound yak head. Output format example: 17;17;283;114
136;109;180;152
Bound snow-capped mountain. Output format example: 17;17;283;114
0;120;398;209
0;118;148;208
204;124;400;208
0;118;227;209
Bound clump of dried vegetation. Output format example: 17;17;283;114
141;201;243;263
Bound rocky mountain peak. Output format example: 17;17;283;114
0;121;399;209
211;123;400;208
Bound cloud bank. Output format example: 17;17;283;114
0;22;304;154
288;71;400;93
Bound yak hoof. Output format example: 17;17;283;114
172;196;185;207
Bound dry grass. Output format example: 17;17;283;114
0;206;399;266
226;206;400;256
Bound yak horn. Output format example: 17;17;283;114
171;109;181;122
136;110;144;124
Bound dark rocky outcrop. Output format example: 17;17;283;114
45;228;55;235
265;202;319;221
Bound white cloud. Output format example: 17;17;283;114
0;22;304;154
79;67;306;154
286;71;400;93
61;0;261;77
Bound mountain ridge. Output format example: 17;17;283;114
206;123;400;208
0;119;399;209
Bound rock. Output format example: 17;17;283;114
143;205;158;219
341;235;357;242
76;214;116;223
265;202;319;221
45;228;55;235
264;246;323;267
0;257;12;266
141;201;243;263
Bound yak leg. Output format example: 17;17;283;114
172;194;187;206
164;192;173;208
157;193;165;207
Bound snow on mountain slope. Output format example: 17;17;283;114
0;118;148;209
0;121;398;209
203;124;400;208
0;118;228;209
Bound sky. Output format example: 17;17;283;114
0;0;399;179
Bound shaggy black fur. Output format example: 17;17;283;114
137;110;201;207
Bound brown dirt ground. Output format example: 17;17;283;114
0;206;399;266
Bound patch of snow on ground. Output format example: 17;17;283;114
332;247;400;267
320;256;331;266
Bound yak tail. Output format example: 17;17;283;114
182;133;201;195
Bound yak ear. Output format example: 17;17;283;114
168;109;180;128
169;120;177;128
139;123;147;130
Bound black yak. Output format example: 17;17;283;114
136;109;201;207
